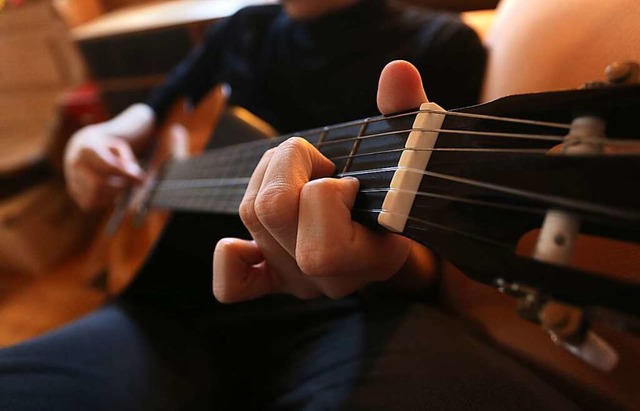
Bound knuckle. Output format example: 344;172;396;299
300;178;333;200
253;185;294;231
297;247;342;278
239;196;261;232
279;136;309;154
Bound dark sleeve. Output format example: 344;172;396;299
413;15;486;109
145;18;230;120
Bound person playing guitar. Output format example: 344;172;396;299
1;0;638;410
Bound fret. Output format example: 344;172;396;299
341;118;370;174
316;122;365;172
150;113;413;214
315;128;329;148
213;143;239;213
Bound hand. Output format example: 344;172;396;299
64;104;155;211
213;60;437;302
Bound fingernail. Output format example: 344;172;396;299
127;163;143;177
341;176;360;187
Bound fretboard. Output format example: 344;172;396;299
148;111;417;214
144;85;640;317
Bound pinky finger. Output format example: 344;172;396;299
213;239;275;303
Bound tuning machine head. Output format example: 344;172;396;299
605;61;640;85
581;61;640;89
494;277;620;372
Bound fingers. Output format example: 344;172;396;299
79;138;144;182
213;238;365;302
168;124;189;160
377;60;429;115
213;238;322;303
64;127;146;210
240;138;334;256
297;177;412;280
213;239;273;303
67;165;128;210
216;62;431;303
237;146;312;299
255;138;335;256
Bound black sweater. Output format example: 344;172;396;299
147;0;486;133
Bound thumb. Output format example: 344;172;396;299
168;124;189;160
213;239;275;303
377;60;429;115
93;140;144;182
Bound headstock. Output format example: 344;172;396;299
348;62;640;370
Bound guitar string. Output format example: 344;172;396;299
147;192;521;249
152;149;640;223
328;147;550;161
287;107;574;135
151;186;548;215
158;90;640;180
154;140;634;191
184;108;580;172
149;106;639;220
359;188;548;214
316;127;566;147
152;189;639;249
169;140;640;186
155;146;552;190
159;95;640;181
162;127;638;183
315;127;640;148
152;151;640;221
219;108;573;152
156;145;639;202
166;127;563;182
414;107;571;129
337;166;640;221
352;209;515;250
151;178;638;227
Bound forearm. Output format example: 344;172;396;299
100;103;157;151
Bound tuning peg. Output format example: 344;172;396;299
605;61;640;85
540;302;618;372
494;278;620;371
580;61;640;89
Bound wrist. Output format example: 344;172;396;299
105;103;157;150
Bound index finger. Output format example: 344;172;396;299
254;137;335;257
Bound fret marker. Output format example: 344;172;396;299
378;102;445;232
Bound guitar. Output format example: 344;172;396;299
105;81;640;328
